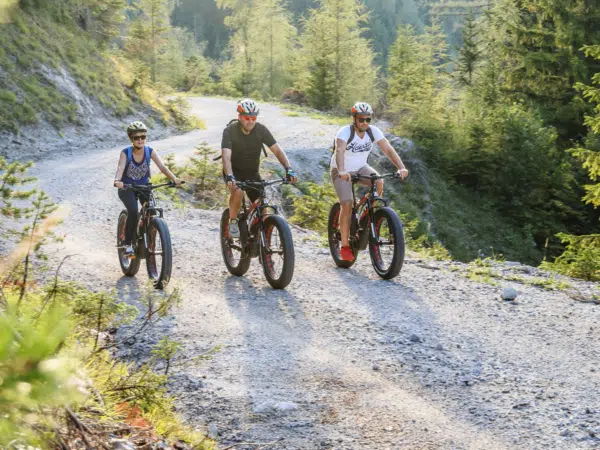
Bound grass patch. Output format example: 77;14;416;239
456;257;571;290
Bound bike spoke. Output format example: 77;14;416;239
264;223;284;278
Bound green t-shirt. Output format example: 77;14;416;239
221;121;276;173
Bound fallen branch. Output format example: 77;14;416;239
66;407;94;450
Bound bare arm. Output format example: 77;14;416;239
222;147;233;175
268;143;291;169
221;147;237;189
335;138;347;172
114;152;126;187
151;151;180;183
334;138;352;181
377;138;409;179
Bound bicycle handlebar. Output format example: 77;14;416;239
235;178;288;191
351;172;400;183
120;181;186;190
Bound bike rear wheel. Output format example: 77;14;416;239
327;202;357;268
369;207;405;279
146;217;173;289
117;210;141;276
220;209;251;276
261;215;295;289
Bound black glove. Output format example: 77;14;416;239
225;173;236;184
285;168;296;182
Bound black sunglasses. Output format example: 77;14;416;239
132;135;147;141
357;117;372;123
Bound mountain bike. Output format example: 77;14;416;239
116;182;183;289
328;173;405;279
219;178;295;289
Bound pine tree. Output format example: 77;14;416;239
302;0;378;111
219;0;296;99
572;45;600;209
387;24;422;111
456;9;480;86
0;158;36;220
171;0;231;59
387;21;450;115
128;0;171;84
487;0;600;142
157;27;210;91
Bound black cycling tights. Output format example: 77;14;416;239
118;189;149;245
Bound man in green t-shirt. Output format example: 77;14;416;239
221;98;298;238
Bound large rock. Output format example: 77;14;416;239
502;286;518;301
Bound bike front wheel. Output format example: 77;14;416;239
368;207;405;279
220;209;251;276
261;215;295;289
146;217;173;289
117;210;141;277
327;202;357;268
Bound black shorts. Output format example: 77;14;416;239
224;169;263;203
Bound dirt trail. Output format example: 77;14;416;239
27;98;600;449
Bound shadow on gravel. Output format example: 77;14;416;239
114;275;177;366
221;275;316;445
332;267;504;437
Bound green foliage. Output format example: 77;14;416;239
387;21;451;134
0;297;81;447
151;337;182;374
129;0;171;84
184;141;228;207
301;0;378;111
0;157;36;219
289;175;337;231
400;214;451;260
485;0;600;143
572;45;600;209
540;233;600;281
541;45;600;281
218;0;297;99
455;9;480;86
0;0;18;23
0;8;132;132
171;0;230;60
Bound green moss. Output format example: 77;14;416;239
0;90;17;103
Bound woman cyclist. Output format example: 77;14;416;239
113;121;181;256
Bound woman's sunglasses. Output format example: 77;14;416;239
357;117;372;123
132;135;147;141
241;115;257;121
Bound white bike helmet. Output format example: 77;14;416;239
127;120;147;137
351;102;373;116
237;98;259;116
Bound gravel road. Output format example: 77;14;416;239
13;97;600;449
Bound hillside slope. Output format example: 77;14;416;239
0;8;197;161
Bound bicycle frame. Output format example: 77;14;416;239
121;182;173;254
235;179;286;258
351;173;396;243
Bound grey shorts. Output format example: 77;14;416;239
330;165;379;203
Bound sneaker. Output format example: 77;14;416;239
340;245;354;261
229;218;240;238
124;245;135;257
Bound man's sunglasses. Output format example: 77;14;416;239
357;117;372;123
132;135;147;141
241;115;257;121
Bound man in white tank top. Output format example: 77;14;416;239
330;102;409;262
